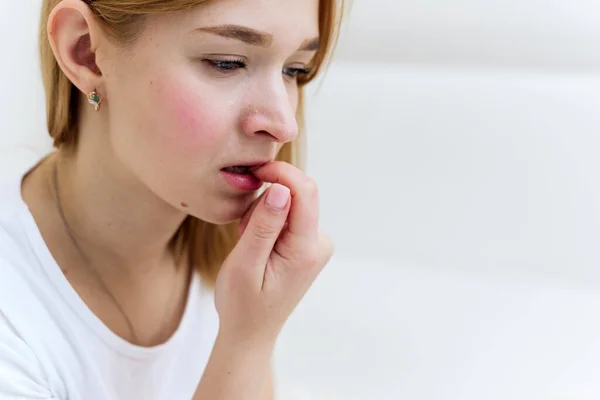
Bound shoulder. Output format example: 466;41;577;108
0;147;49;266
0;146;48;219
0;184;35;279
0;175;55;350
0;310;58;398
0;218;62;398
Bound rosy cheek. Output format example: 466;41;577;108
154;74;224;151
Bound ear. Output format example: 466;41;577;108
47;0;104;95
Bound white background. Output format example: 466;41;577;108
2;1;600;399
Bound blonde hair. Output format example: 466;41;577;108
39;0;343;287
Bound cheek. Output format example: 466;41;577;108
150;73;231;157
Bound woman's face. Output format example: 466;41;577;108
98;0;320;224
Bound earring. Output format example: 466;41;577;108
87;91;102;111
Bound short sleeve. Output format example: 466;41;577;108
0;311;58;399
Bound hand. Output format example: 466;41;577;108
214;161;334;345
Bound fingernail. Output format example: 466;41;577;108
266;184;290;211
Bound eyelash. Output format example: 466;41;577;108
204;59;311;80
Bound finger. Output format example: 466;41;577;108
252;162;319;243
238;190;268;237
232;183;291;270
286;230;334;288
316;230;335;271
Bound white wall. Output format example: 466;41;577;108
336;0;600;71
275;65;600;399
304;64;600;286
0;0;52;169
2;1;600;399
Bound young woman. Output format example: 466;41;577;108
0;0;343;398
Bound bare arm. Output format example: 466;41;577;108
263;363;275;400
193;334;274;400
194;163;332;399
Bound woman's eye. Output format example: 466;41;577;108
204;59;310;80
283;67;311;80
205;59;247;73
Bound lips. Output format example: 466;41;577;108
218;160;269;191
220;167;265;191
222;166;253;174
220;161;269;175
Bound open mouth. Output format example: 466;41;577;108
220;164;264;191
221;166;255;175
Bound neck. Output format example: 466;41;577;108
48;137;187;277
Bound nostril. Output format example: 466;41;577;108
254;130;279;141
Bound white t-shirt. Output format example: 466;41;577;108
0;159;219;400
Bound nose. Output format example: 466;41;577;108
240;76;299;144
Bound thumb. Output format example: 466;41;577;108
232;183;291;266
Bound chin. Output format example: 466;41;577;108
190;195;255;225
198;214;242;226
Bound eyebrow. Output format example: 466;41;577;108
195;24;320;51
299;37;321;51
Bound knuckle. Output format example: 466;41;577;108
323;248;334;266
318;233;334;267
277;232;333;271
274;237;296;260
277;240;318;267
251;219;278;240
301;249;319;267
302;178;319;198
324;236;335;258
318;230;333;251
304;241;324;266
297;235;333;268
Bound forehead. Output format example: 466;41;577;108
158;0;320;45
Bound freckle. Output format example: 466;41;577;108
181;202;188;208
